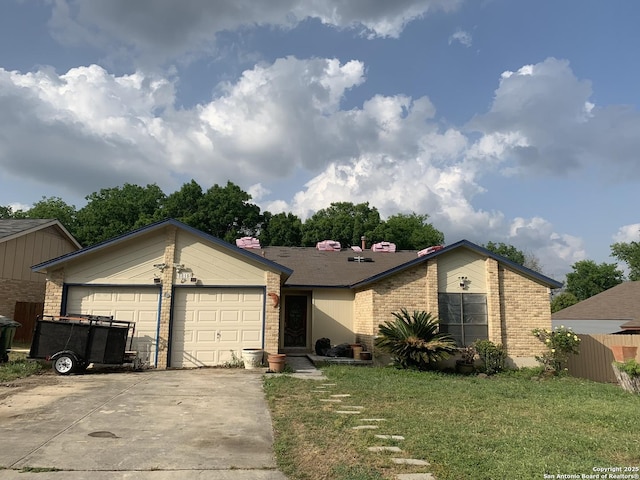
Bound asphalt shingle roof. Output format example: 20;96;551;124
260;246;419;287
0;219;57;240
552;281;640;323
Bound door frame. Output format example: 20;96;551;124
281;291;312;353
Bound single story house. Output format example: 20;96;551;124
0;219;81;341
32;219;561;369
552;281;640;334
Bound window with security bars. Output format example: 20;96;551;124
437;293;488;346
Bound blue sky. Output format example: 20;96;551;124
1;0;639;281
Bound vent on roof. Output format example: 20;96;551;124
348;256;373;263
371;241;396;253
316;240;341;251
417;245;444;257
236;236;261;249
351;246;363;252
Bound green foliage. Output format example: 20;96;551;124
473;339;506;375
74;183;166;245
375;308;458;370
532;326;581;374
372;212;444;250
159;179;204;225
194;181;262;242
615;359;640;377
260;211;302;246
484;241;526;265
550;291;578;313
611;240;640;281
0;358;45;382
565;259;624;301
301;202;381;247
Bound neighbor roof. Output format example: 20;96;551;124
0;219;81;249
552;281;640;323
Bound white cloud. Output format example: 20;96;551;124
48;0;462;65
613;224;640;243
469;57;640;181
448;29;472;47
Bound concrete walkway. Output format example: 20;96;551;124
285;355;327;380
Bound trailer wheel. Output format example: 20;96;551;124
53;354;77;375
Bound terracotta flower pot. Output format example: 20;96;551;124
267;354;286;373
610;345;638;362
350;344;363;360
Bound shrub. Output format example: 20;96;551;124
615;359;640;377
375;308;458;370
473;340;506;375
532;326;580;374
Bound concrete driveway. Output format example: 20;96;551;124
0;367;287;479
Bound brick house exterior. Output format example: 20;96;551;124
34;219;561;369
0;220;80;341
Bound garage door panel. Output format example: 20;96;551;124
66;286;160;367
171;288;264;368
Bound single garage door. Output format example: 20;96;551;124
171;288;264;368
66;286;160;367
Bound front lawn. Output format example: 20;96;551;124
0;350;45;382
264;366;640;480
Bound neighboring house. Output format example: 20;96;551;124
32;219;561;369
0;219;81;342
552;282;640;334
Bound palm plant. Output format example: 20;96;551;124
375;308;458;370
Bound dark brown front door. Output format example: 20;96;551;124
284;295;308;348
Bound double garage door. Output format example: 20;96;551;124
66;286;264;368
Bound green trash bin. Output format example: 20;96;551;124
0;316;21;363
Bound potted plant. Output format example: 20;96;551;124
455;345;476;374
267;353;287;373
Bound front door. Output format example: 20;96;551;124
283;295;308;349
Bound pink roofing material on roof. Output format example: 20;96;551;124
417;245;444;257
316;240;341;251
236;236;261;249
371;241;396;253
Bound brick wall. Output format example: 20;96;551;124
485;258;503;345
499;266;551;358
43;269;64;316
264;271;281;355
0;278;45;318
156;226;177;369
354;288;374;351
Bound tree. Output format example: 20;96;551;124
484;242;526;265
158;180;204;226
260;212;302;246
611;240;640;281
23;196;78;234
375;309;458;370
193;181;262;243
301;202;381;247
565;260;624;301
75;183;166;245
550;291;578;313
373;213;444;250
0;205;15;218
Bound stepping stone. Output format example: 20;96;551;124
352;425;379;430
368;446;402;453
322;383;337;386
330;394;351;398
360;418;386;422
319;399;342;403
396;474;436;480
335;410;361;414
375;434;405;440
342;405;364;409
391;458;430;466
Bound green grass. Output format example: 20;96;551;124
0;350;45;382
264;365;640;480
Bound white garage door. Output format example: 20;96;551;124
171;288;264;368
66;286;160;367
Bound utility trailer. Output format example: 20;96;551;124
29;314;143;375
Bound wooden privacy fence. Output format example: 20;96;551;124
12;301;44;344
566;334;640;383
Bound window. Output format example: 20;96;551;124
438;293;488;346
